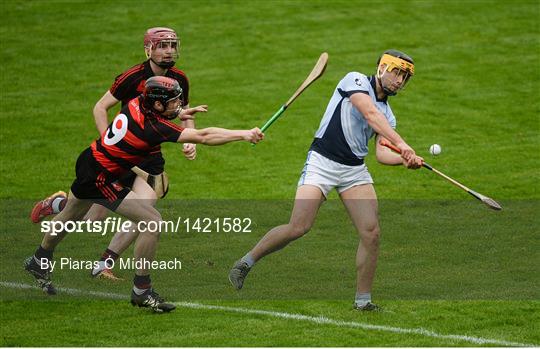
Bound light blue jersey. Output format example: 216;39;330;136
309;73;396;166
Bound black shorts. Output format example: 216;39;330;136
70;148;131;211
118;152;165;188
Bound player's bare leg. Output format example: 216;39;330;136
251;185;324;259
25;191;93;294
82;203;109;221
41;192;95;247
114;191;175;312
340;184;381;311
229;185;324;289
108;177;157;254
92;176;157;280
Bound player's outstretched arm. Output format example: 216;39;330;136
349;93;416;161
177;127;264;145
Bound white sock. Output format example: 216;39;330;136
132;286;149;296
51;197;66;214
241;253;255;267
93;260;107;273
355;292;371;306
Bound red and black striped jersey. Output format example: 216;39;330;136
90;97;184;175
109;60;189;107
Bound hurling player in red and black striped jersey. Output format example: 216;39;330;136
31;27;203;215
24;76;263;311
30;27;207;280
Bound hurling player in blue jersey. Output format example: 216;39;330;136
230;50;424;311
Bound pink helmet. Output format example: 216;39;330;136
143;27;178;49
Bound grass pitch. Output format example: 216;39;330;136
1;0;539;346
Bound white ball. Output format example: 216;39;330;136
429;144;442;156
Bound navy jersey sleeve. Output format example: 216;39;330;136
146;118;184;145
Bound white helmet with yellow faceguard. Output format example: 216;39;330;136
376;49;415;96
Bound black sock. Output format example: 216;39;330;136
34;245;53;260
133;274;151;290
33;245;53;271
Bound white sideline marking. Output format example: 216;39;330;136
1;281;535;347
0;281;127;300
177;302;535;347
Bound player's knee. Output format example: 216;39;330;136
139;190;158;202
361;224;380;248
137;205;162;227
83;206;108;222
138;216;163;238
83;211;106;222
288;222;312;240
147;210;162;223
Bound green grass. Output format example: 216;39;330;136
1;300;538;347
1;0;539;346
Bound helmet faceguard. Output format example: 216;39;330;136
143;76;183;120
376;50;415;96
144;27;180;69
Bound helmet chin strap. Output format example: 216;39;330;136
150;58;176;69
142;101;177;120
382;84;397;96
160;104;181;120
167;106;181;120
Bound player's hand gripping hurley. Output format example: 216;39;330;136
254;52;328;145
380;140;502;210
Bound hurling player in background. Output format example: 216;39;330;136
229;50;423;311
25;77;264;312
30;27;206;280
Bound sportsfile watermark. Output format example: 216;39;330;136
40;216;253;236
1;199;537;301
